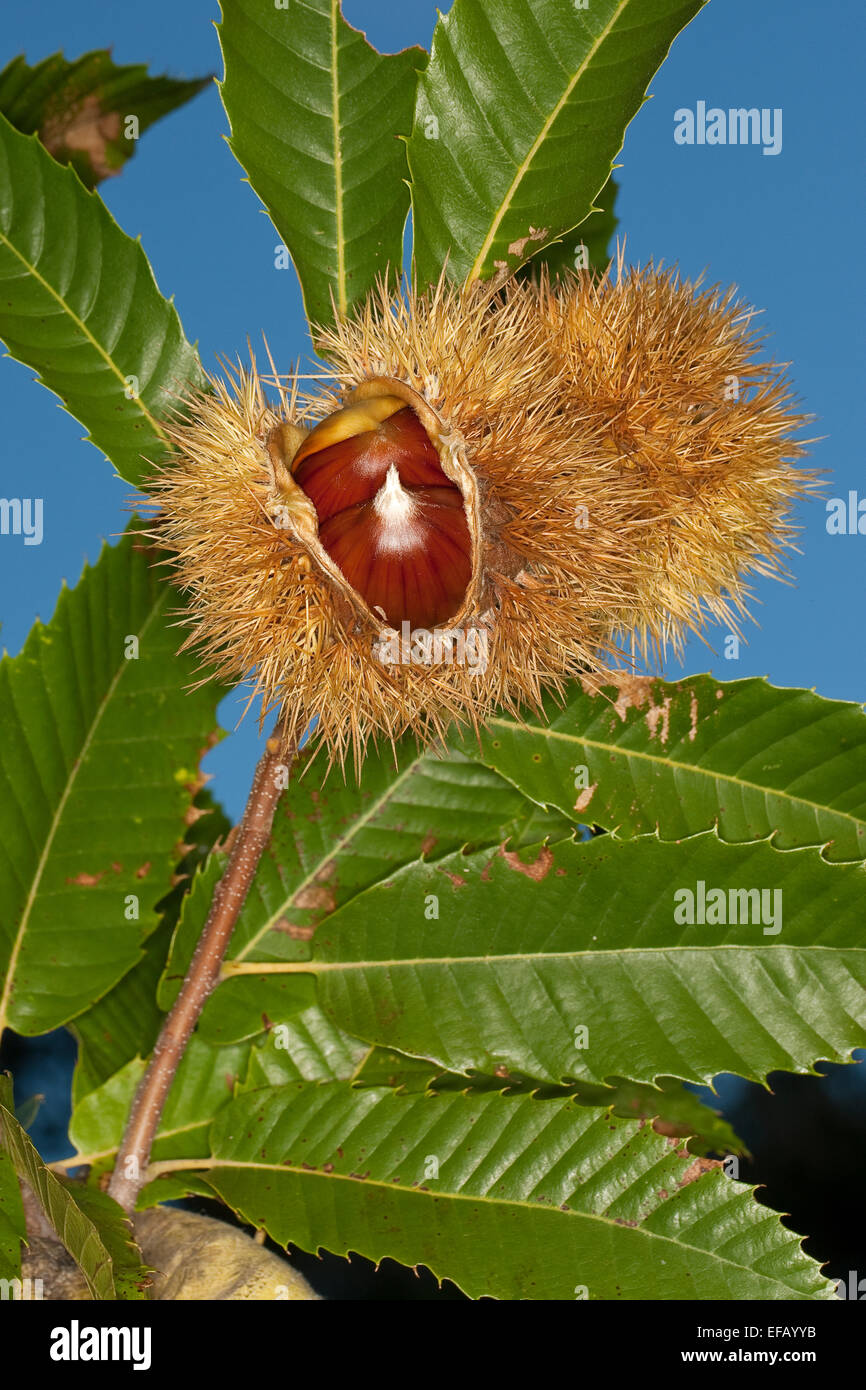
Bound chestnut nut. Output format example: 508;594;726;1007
290;396;471;630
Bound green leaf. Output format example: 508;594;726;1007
569;1077;746;1158
57;1183;150;1299
521;174;619;280
0;111;201;486
0;50;210;188
408;0;704;286
429;1068;745;1156
349;1044;743;1152
70;789;231;1103
68;1059;147;1161
0;523;226;1036
218;0;424;326
196;964;315;1046
159;744;574;1037
352;1045;438;1093
242;1007;369;1089
0;1076;147;1299
171;1083;833;1300
0;1126;25;1282
455;674;866;863
300;832;866;1086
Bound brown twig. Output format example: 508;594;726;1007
107;726;291;1213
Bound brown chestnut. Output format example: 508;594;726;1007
291;398;471;628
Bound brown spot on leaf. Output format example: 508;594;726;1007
581;672;678;745
499;844;554;881
678;1156;722;1187
65;871;104;887
41;96;122;181
441;871;466;888
507;226;549;257
292;885;335;913
645;696;672;745
688;690;699;742
135;862;152;880
653;1118;689;1141
274;918;315;941
420;833;438;856
574;782;598;813
581;671;656;721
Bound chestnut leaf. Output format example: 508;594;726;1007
0;522;227;1037
453;674;866;863
0;113;202;487
408;0;705;286
0;49;210;188
0;1076;148;1300
154;1082;835;1300
218;0;425;328
308;831;866;1087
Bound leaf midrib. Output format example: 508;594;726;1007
467;0;630;280
0;592;167;1033
224;941;863;976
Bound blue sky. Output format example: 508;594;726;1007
1;0;863;820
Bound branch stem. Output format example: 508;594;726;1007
107;727;290;1212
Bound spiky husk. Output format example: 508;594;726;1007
150;267;813;772
532;263;816;655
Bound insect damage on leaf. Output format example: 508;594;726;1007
41;93;123;181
